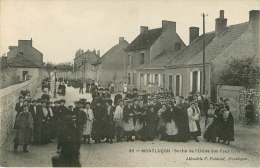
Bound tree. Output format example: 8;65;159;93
219;56;260;89
44;62;55;78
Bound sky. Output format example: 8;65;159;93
1;0;259;63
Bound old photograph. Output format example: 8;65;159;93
0;0;259;167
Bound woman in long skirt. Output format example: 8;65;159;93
219;109;234;145
157;104;167;140
123;100;134;142
204;103;217;142
82;102;94;144
164;102;178;142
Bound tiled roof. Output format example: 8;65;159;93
187;22;250;65
7;53;40;68
137;50;180;70
166;32;215;68
93;44;119;65
125;28;163;51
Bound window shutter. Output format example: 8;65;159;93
190;71;193;92
158;74;161;86
197;71;201;92
173;75;176;94
144;74;147;86
180;75;183;96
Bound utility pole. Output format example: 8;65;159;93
202;13;208;94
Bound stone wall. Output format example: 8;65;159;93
0;77;38;147
217;85;245;122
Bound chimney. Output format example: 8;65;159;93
215;10;227;37
140;26;148;34
249;10;260;66
162;20;176;32
97;50;100;57
93;49;96;55
119;37;124;44
189;27;199;44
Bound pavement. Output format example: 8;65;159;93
0;82;260;167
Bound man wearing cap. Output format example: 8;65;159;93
73;101;79;116
142;90;148;104
101;88;111;99
132;88;138;98
41;90;50;101
114;99;124;142
79;81;84;94
59;99;68;129
14;97;25;131
123;99;134;142
92;98;106;143
125;90;132;99
13;105;33;153
52;101;61;139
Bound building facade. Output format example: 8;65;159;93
93;37;129;88
125;20;186;90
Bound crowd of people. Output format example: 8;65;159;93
13;85;237;154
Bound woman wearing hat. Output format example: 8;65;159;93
219;109;234;145
114;99;125;142
204;102;217;142
37;100;52;144
76;105;87;142
164;102;178;142
245;100;254;125
91;88;100;109
187;102;200;142
157;104;167;141
104;99;116;144
92;98;106;144
13;105;33;153
146;105;158;140
82;102;93;144
123;99;135;142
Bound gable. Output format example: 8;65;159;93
125;28;163;51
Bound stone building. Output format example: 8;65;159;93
74;49;100;80
165;10;260;102
124;20;186;90
93;37;129;88
5;39;43;83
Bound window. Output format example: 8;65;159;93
128;73;131;85
139;53;145;65
163;74;165;87
169;75;172;91
175;43;181;51
147;74;150;85
22;71;28;81
176;75;180;96
155;74;159;85
132;73;135;85
128;54;132;66
192;71;198;93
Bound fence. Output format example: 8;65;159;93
0;77;38;147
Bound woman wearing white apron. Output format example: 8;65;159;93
82;102;94;144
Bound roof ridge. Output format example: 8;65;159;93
227;21;249;28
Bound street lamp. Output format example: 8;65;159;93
54;66;57;98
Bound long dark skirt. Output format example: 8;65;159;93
41;122;52;144
52;155;81;167
147;122;157;139
106;123;115;140
220;121;234;141
176;121;190;142
92;120;103;140
204;123;216;141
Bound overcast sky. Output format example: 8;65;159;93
1;0;259;63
